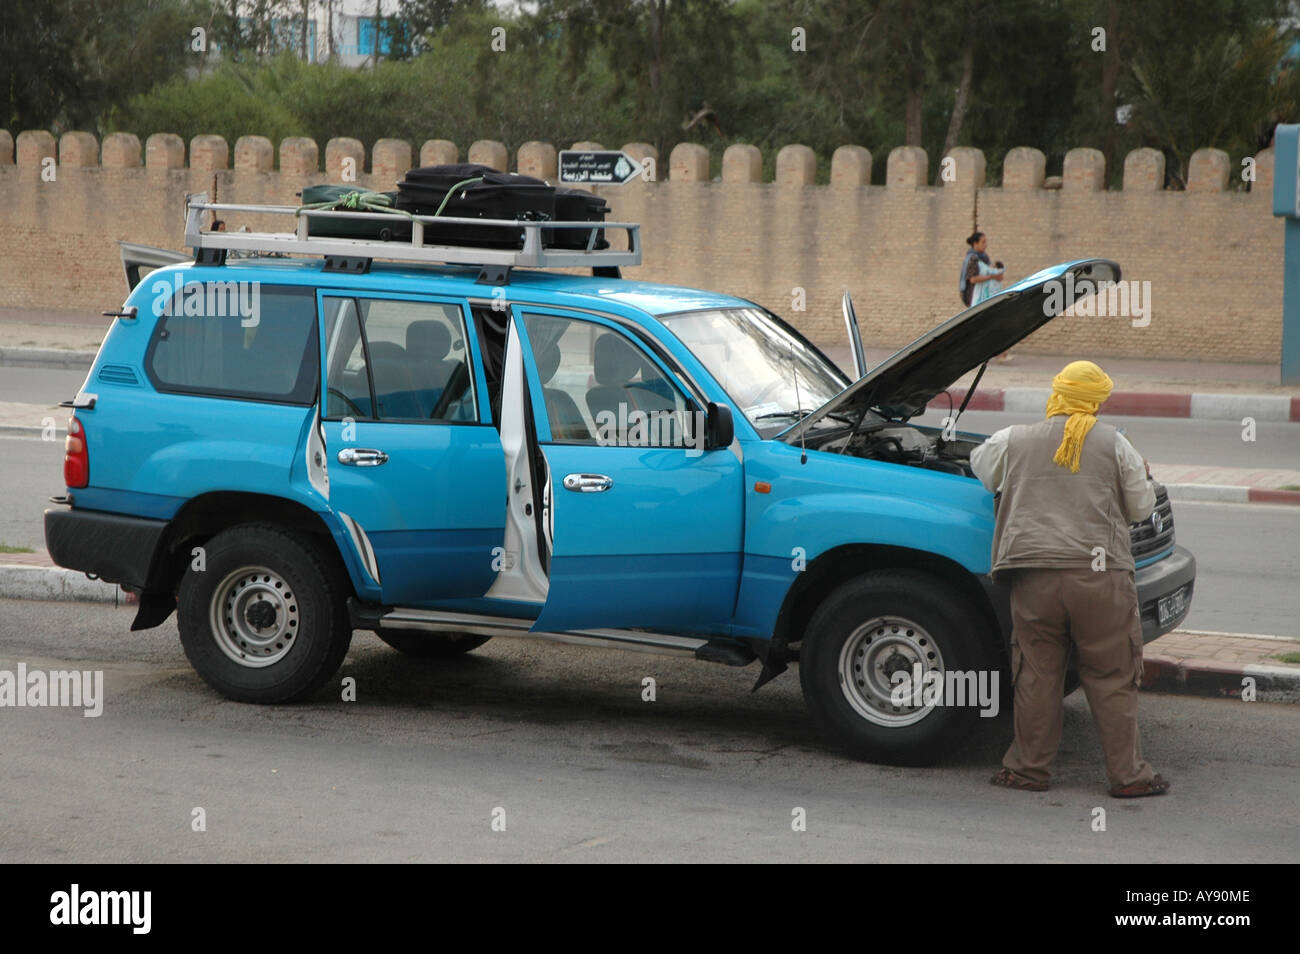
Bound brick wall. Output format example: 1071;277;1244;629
0;131;1283;362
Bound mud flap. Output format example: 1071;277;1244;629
130;591;177;631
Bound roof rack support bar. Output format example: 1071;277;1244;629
180;196;642;271
324;256;372;274
476;265;512;285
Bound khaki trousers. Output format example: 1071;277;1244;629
1002;567;1156;788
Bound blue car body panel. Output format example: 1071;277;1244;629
56;256;1189;646
730;440;995;638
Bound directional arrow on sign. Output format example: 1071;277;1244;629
558;150;644;185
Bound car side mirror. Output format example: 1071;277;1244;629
705;402;734;450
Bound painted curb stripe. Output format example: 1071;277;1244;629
933;388;1300;421
1101;391;1192;417
1162;483;1250;503
1247;487;1300;505
1188;393;1293;422
928;388;1005;412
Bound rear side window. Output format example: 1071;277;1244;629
146;282;318;404
322;296;477;422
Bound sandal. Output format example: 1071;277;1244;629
1110;774;1170;798
990;768;1049;791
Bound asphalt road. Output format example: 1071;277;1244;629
0;366;87;407
0;597;1295;863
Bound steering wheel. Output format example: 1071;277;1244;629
327;387;366;418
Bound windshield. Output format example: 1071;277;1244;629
662;307;851;437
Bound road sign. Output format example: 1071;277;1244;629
558;150;642;185
1272;124;1300;383
1272;125;1300;218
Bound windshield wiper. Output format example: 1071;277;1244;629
755;408;817;421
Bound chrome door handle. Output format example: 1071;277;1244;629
563;473;613;493
337;448;389;466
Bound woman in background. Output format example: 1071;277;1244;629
959;231;1013;361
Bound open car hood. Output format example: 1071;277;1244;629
780;258;1121;442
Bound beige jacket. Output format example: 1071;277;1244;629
970;416;1156;580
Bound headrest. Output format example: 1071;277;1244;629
367;341;406;363
593;333;642;386
406;320;452;360
537;343;561;384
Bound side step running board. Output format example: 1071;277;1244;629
348;600;749;661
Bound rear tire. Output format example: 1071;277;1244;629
799;570;998;765
177;524;352;703
374;628;491;659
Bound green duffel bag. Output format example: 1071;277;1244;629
299;186;411;242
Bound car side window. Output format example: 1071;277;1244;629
147;283;318;404
323;297;476;422
521;312;693;446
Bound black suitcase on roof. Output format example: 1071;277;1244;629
395;164;555;249
549;187;610;250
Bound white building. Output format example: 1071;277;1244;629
226;0;407;67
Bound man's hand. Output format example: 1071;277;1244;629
1144;458;1151;479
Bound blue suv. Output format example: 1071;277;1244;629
44;197;1195;764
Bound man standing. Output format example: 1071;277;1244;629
970;360;1170;798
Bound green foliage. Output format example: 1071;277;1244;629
2;0;207;133
110;58;308;145
9;0;1300;185
1124;4;1300;185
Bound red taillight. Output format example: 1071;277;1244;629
64;415;88;488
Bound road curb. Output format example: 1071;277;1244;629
1142;653;1300;704
1163;484;1300;506
0;424;64;439
0;565;126;604
933;387;1300;422
0;346;96;370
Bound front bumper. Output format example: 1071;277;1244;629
1135;544;1196;642
44;507;166;589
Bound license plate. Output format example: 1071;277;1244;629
1158;585;1190;626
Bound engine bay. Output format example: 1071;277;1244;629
813;422;981;477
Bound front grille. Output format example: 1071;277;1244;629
1130;489;1174;562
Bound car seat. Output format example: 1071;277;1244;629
405;320;461;418
538;342;591;440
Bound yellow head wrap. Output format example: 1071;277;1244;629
1045;360;1113;472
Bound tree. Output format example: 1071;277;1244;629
2;0;207;134
527;0;749;159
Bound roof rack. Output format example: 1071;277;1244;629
182;193;641;280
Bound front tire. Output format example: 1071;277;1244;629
177;524;352;703
799;570;998;765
